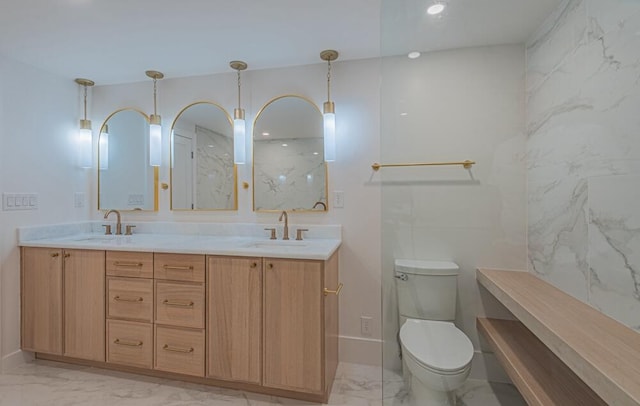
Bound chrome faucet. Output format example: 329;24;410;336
278;210;289;240
104;209;122;235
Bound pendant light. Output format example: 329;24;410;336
146;70;164;167
230;60;247;164
320;50;338;162
99;124;109;170
75;78;94;168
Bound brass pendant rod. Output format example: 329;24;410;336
237;69;241;110
153;78;157;115
83;85;88;121
371;160;476;171
327;58;331;102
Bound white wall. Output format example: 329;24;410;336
380;45;528;380
527;0;640;329
0;54;92;369
91;59;383;365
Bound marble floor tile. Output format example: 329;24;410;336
0;360;522;406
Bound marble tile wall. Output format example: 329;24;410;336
526;0;640;329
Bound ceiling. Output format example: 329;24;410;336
0;0;562;85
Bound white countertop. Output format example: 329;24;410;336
19;230;341;261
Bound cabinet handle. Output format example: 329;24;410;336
162;265;193;271
50;253;60;258
162;299;194;308
163;344;194;353
268;263;274;269
64;253;71;258
114;261;143;267
114;339;143;347
250;262;258;268
114;295;144;302
323;283;344;296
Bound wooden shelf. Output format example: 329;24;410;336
477;268;640;405
478;318;606;405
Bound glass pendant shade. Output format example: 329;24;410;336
234;108;246;164
149;115;162;167
99;125;109;170
323;102;336;162
79;119;93;168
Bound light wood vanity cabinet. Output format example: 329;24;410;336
268;253;339;399
154;253;206;377
21;247;105;361
207;256;263;384
21;247;64;355
22;245;339;403
106;251;154;368
63;249;106;361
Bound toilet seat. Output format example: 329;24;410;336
400;319;473;374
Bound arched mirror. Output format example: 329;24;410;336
253;95;327;211
98;109;157;211
171;102;236;210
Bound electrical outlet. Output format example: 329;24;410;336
333;190;344;208
361;316;373;336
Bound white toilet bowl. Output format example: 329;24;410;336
400;319;473;406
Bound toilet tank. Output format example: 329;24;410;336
395;259;459;321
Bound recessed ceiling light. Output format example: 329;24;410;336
262;132;270;136
282;143;288;147
408;51;421;59
207;144;215;148
400;112;408;116
427;3;445;15
313;152;319;155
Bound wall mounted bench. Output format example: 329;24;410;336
477;268;640;406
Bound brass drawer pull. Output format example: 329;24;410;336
162;265;194;271
323;283;343;296
114;295;144;302
114;338;143;347
162;299;194;308
163;344;194;353
64;253;71;258
114;261;143;267
250;262;258;268
50;252;60;258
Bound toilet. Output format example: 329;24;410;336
395;259;473;406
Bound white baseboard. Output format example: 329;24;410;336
2;349;33;372
339;335;382;366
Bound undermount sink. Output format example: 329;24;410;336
246;240;309;249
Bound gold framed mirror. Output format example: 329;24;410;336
98;108;158;211
170;101;237;210
253;95;328;212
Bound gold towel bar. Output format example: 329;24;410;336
371;160;475;171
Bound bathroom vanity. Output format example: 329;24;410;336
19;223;341;403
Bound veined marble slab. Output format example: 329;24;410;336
18;222;342;260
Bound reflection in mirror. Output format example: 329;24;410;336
171;102;236;210
98;109;157;211
253;95;327;211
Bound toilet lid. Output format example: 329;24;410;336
400;319;473;373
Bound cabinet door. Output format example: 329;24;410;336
207;256;262;384
21;247;63;355
263;258;323;393
64;249;105;361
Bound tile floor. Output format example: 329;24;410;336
0;360;525;405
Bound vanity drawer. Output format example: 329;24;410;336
106;251;153;278
107;319;153;369
155;281;204;329
154;253;205;283
154;325;205;377
107;277;153;322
